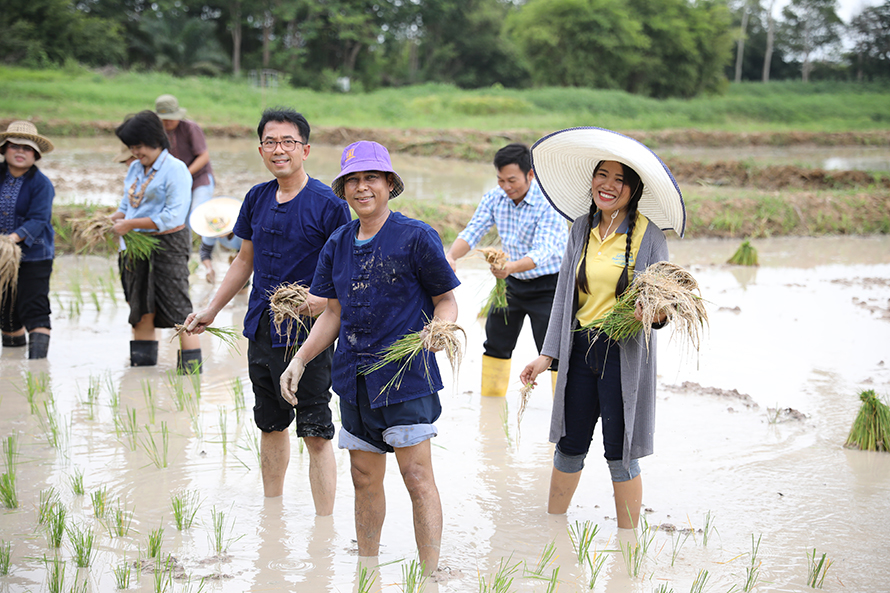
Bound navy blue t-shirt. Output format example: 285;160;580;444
233;177;350;346
311;211;461;408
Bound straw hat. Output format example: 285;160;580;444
155;94;187;120
331;141;404;199
113;143;133;163
531;127;685;237
189;197;242;238
0;121;54;155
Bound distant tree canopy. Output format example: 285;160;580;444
2;0;886;93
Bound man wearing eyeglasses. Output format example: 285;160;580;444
185;108;350;513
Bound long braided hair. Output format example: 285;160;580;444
575;161;645;299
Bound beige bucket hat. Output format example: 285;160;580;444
113;143;133;163
189;197;242;238
155;94;187;120
531;127;686;237
0;121;54;155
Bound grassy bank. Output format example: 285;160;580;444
51;187;890;256
3;66;890;137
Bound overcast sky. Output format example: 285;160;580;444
773;0;881;21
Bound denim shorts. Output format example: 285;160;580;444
339;375;441;454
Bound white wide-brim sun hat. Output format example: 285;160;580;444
189;197;243;238
531;127;686;237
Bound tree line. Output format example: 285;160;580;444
1;0;888;98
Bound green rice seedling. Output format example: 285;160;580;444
671;530;691;567
17;370;49;414
67;297;81;318
356;563;377;593
172;323;242;355
701;511;718;547
106;500;134;538
230;377;245;419
171;490;201;531
543;567;559;593
46;503;67;548
208;506;242;555
586;549;607;589
90;486;108;518
102;274;118;305
39;399;67;449
147;525;164;559
142;379;157;425
114;407;140;450
476;248;509;315
743;534;763;592
401;558;428;593
121;231;161;263
582;261;708;354
69;571;88;593
0;539;11;575
620;539;645;578
69;467;85;496
180;575;208;593
190;370;202;400
4;433;18;476
90;291;101;312
218;406;229;455
479;554;521;593
806;549;832;589
69;275;83;308
690;569;710;593
67;522;97;567
363;318;465;398
165;370;190;412
296;435;304;455
153;554;174;593
141;422;169;469
38;487;60;524
654;585;674;593
727;239;759;266
568;520;599;565
113;561;131;589
844;389;890;452
105;372;120;409
524;540;557;577
44;554;66;593
0;473;17;509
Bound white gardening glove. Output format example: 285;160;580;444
279;357;306;406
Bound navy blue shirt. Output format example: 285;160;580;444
311;211;461;408
0;164;55;262
233;177;350;346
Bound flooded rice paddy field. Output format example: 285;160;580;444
1;235;889;592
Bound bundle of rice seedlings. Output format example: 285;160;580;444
475;247;508;315
727;239;759;266
363;318;466;397
70;213;160;262
584;261;708;353
171;324;241;353
0;235;21;301
844;389;890;452
268;282;312;340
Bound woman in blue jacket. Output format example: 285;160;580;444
0;121;56;359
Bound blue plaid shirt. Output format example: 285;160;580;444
457;180;567;280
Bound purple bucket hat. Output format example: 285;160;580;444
331;141;405;199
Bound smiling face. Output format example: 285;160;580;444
258;120;310;180
342;170;393;220
2;142;38;177
591;161;634;217
496;163;533;204
129;143;164;169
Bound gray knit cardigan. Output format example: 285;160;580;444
541;215;669;469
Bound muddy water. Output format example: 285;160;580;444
659;145;890;172
1;235;889;592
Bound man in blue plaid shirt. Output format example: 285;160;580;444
446;143;568;397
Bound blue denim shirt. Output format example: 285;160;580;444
116;149;192;233
311;212;461;408
0;164;55;262
233;177;350;346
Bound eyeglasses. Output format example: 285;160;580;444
5;143;34;153
260;138;305;152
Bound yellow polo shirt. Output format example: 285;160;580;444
576;212;648;327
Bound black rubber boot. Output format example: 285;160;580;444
130;340;159;366
2;333;27;347
176;348;202;374
28;333;50;359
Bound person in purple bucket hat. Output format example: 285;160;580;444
280;140;460;575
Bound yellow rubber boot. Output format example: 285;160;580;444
550;370;558;395
481;355;511;397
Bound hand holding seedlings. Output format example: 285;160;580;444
519;355;553;386
184;309;217;335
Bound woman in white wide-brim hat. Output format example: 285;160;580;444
0;121;56;359
520;127;685;529
188;196;244;284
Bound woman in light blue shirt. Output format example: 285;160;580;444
112;111;200;371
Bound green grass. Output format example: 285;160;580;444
0;540;11;575
2;66;889;134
